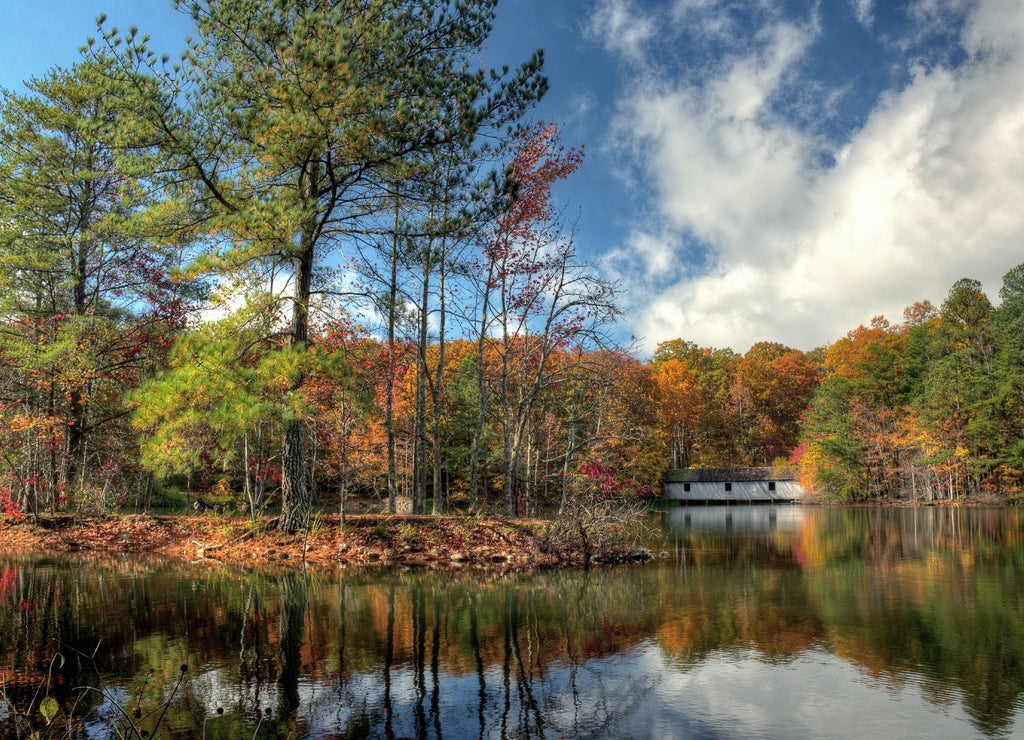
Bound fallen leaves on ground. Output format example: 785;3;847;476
0;513;652;571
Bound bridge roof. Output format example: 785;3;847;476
665;467;796;483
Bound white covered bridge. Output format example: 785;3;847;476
664;467;806;503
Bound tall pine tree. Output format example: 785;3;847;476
91;0;546;531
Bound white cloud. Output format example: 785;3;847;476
585;0;658;65
851;0;874;28
669;0;744;44
567;88;597;126
961;0;1024;58
599;0;1024;353
605;229;684;282
627;19;816;255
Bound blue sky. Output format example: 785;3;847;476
3;0;1023;355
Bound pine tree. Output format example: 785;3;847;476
0;62;192;515
89;0;546;531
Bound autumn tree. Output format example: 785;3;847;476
461;121;581;508
732;342;820;465
652;339;740;465
90;0;547;531
301;319;380;522
653;358;706;469
0;63;193;516
464;122;622;516
798;320;916;499
796;270;1024;503
554;349;665;503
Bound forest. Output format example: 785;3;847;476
1;1;1021;531
796;271;1024;503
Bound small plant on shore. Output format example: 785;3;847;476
545;491;651;567
370;520;392;543
398;522;418;546
309;511;327;538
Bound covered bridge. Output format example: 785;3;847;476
664;467;806;503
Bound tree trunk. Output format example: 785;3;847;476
430;231;448;515
414;248;430;514
278;161;317;533
469;257;494;509
279;418;310;533
385;208;400;515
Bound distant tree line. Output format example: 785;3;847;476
649;264;1024;504
796;267;1024;502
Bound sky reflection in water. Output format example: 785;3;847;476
2;505;1023;738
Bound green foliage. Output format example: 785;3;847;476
652;338;705;368
0;61;196;515
131;300;299;480
85;0;547;531
800;377;868;499
39;695;59;725
798;263;1024;501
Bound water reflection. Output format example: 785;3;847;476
665;502;805;534
2;506;1024;738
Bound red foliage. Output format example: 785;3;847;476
0;486;23;523
789;443;807;466
580;459;628;496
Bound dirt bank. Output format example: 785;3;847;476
0;513;653;571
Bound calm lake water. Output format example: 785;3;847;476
3;505;1024;739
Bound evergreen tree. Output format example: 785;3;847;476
0;63;192;515
90;0;546;531
917;279;997;496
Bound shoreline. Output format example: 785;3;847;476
0;513;655;571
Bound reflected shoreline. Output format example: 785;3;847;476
3;505;1023;738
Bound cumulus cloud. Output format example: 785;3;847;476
596;0;1024;353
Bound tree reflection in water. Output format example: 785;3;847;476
275;572;307;728
4;506;1024;737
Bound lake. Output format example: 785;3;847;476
2;505;1024;738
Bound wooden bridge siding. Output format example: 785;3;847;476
664;480;805;503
